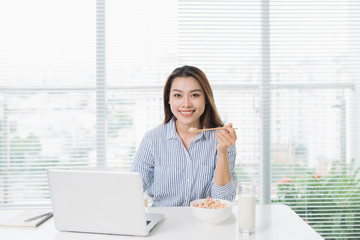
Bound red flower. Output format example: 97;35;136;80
278;177;293;184
312;173;322;179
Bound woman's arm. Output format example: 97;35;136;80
131;132;155;191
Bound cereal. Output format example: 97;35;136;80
193;197;226;209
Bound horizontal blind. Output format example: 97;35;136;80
269;1;360;239
0;0;96;207
105;0;177;169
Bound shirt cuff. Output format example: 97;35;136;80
211;178;237;201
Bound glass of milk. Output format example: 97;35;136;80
238;183;256;234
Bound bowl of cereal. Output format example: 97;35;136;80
190;197;233;225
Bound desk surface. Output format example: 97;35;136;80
0;204;323;240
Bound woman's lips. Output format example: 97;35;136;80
179;110;195;117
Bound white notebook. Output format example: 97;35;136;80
0;209;53;228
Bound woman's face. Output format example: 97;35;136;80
169;76;206;128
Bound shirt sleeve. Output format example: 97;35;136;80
131;132;154;192
210;144;237;201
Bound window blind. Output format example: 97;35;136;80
267;0;360;239
105;0;177;169
1;0;359;239
0;0;96;207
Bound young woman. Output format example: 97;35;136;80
132;65;237;207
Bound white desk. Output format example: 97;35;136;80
0;204;323;240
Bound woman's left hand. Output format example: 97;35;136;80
215;123;237;153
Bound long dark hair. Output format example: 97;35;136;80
163;65;223;128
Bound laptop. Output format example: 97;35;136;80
48;169;164;236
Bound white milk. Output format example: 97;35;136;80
238;194;256;233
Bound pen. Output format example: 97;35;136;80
24;212;53;222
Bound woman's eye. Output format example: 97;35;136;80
174;94;181;98
192;93;200;97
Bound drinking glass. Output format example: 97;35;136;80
238;183;256;234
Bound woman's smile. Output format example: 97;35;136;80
179;110;195;117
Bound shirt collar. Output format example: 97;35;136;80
166;118;178;140
166;118;209;141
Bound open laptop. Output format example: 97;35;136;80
48;169;164;236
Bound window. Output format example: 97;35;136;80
267;1;360;238
1;0;359;238
0;0;96;207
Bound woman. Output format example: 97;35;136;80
132;65;237;207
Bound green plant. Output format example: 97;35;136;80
274;159;360;240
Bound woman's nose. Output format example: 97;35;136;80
182;96;191;107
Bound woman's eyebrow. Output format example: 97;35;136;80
190;89;202;93
171;89;202;92
171;89;182;92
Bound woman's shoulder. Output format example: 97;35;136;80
143;122;169;139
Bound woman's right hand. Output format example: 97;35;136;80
215;122;237;153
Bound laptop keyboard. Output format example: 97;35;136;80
146;220;151;225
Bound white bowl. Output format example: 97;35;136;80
190;198;233;225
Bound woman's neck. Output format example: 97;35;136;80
175;120;200;136
175;120;200;151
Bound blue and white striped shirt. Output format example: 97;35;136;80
132;118;237;207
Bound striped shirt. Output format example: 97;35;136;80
131;118;237;207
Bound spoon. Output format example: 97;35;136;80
188;127;237;133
